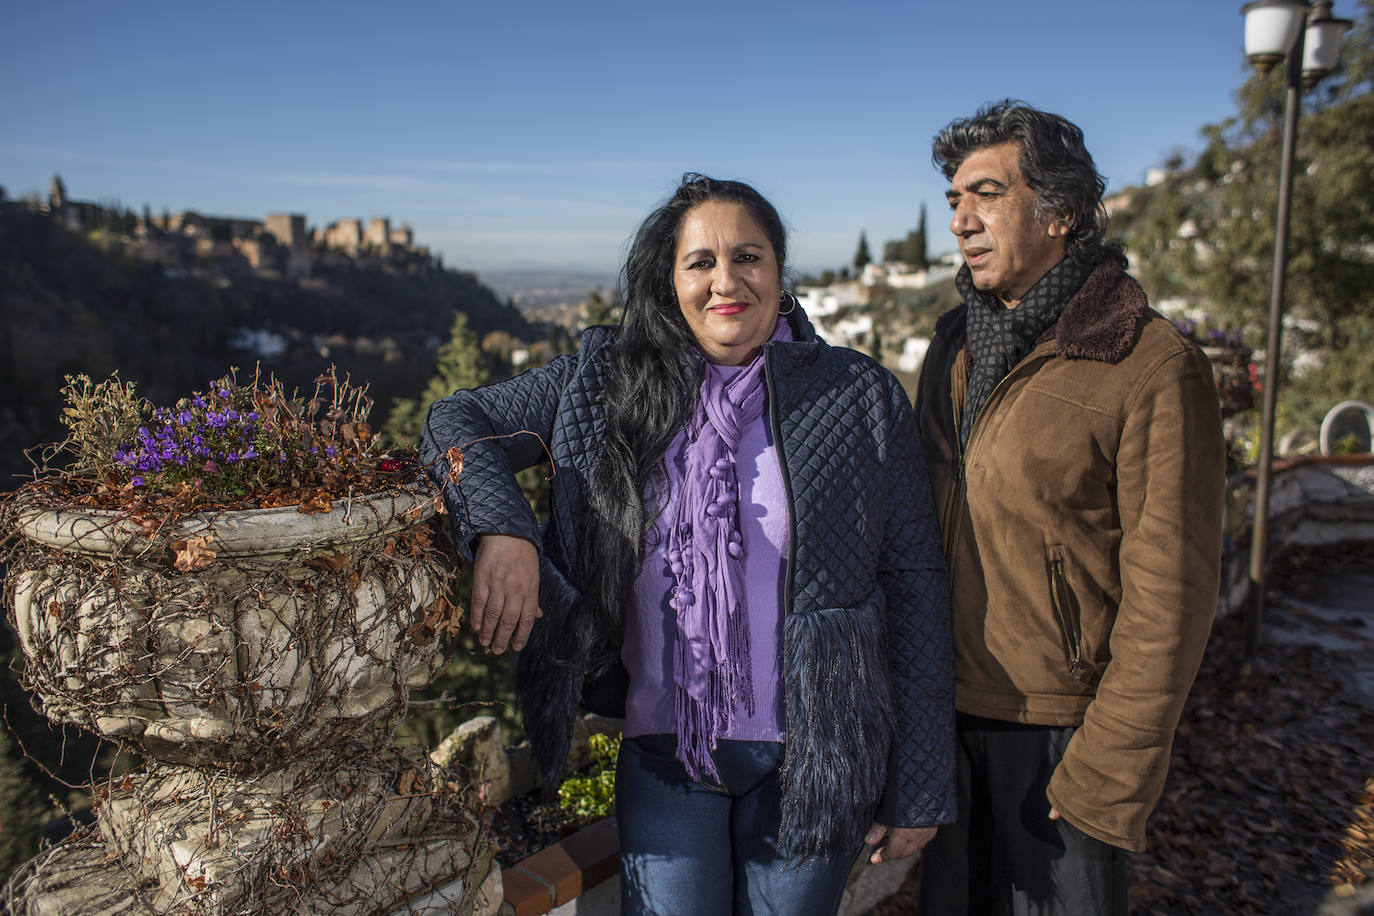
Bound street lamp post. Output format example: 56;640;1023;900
1239;0;1351;659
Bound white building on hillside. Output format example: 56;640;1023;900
897;337;931;373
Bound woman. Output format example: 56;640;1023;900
421;174;954;914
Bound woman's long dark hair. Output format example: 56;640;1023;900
580;173;787;658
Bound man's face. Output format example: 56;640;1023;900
945;141;1068;308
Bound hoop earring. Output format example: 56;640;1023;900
777;293;796;316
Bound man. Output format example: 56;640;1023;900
914;100;1224;914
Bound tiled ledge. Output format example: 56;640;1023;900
500;817;619;916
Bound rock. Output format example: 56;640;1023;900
565;716;592;772
432;716;514;806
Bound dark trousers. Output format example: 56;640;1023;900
615;734;857;916
917;714;1128;916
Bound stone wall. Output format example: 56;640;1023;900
1220;456;1374;616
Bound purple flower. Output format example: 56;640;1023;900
131;476;145;487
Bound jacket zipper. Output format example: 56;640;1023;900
763;345;796;618
941;387;967;573
962;349;1050;456
1048;556;1093;682
945;350;1045;575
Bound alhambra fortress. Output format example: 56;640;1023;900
42;175;431;280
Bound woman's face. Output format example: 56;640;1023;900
672;200;782;366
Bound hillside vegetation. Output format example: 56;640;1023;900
0;202;531;483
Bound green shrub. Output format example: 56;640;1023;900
1330;432;1369;456
557;733;619;820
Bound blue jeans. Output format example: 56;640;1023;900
616;734;857;915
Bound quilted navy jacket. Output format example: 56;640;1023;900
420;308;955;857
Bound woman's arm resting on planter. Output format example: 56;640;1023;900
420;354;579;559
420;354;583;653
472;533;542;654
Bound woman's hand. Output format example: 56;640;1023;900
864;823;937;864
471;534;543;654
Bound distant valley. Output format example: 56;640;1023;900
476;267;618;314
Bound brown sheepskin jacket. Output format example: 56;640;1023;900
914;256;1225;851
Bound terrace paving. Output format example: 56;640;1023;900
870;545;1374;915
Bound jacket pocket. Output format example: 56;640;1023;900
1044;545;1098;684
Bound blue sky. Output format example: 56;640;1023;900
3;0;1264;276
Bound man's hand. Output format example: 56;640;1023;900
864;823;938;864
471;534;542;654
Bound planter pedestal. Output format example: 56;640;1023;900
4;490;500;915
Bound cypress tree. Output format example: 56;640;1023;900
385;311;491;447
853;231;872;272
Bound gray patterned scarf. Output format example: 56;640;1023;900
957;257;1089;450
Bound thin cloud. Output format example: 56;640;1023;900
0;144;435;195
259;170;439;193
393;158;677;175
0;143;212;174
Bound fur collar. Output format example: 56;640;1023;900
1052;256;1148;363
934;257;1148;365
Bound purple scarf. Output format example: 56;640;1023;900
668;317;792;781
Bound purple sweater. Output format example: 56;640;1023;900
622;398;788;743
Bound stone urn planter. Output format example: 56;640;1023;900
3;488;501;915
10;489;442;765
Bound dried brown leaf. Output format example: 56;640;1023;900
305;553;351;574
398;767;422;796
170;535;216;572
297;491;334;515
446;445;464;486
